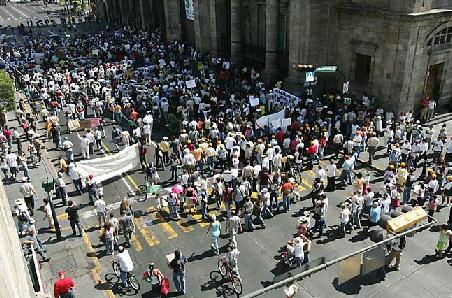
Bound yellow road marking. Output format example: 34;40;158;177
190;211;210;228
302;178;313;188
57;213;68;220
134;217;160;246
130;233;143;251
150;208;178;239
298;185;306;192
307;170;316;177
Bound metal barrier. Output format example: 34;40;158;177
242;221;435;298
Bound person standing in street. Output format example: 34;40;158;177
20;179;37;216
65;201;83;237
55;172;68;206
169;249;187;295
68;165;83;195
94;197;108;227
5;150;18;181
54;270;75;298
386;236;405;271
21;227;50;262
207;214;221;255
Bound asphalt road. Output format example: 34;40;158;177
0;1;63;27
34;109;452;298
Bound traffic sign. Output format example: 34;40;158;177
315;66;337;73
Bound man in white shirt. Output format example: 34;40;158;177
332;132;343;158
432;138;443;164
94;197;108;226
116;246;134;287
62;137;74;162
326;160;337;191
20;181;37;216
77;133;90;159
5;150;18;180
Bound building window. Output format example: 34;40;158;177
427;27;452;47
354;53;372;85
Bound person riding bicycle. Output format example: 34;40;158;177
226;243;241;279
120;212;135;247
115;246;134;287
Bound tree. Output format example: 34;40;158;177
0;70;16;112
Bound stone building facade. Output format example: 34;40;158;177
97;0;452;113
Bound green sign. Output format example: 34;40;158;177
315;66;337;73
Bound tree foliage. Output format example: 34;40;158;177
0;70;16;112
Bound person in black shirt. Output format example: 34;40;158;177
169;250;187;295
65;201;83;237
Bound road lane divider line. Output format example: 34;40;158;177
301;178;313;188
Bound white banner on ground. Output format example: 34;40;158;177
256;109;285;128
75;144;140;184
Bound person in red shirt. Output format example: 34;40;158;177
54;270;75;298
281;178;294;212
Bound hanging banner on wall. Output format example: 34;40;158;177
184;0;194;20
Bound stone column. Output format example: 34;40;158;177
194;0;211;53
139;0;146;30
210;0;219;56
117;0;126;24
230;0;241;64
263;0;279;85
284;0;310;93
164;0;182;41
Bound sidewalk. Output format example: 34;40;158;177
2;98;113;297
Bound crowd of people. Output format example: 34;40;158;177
1;24;452;297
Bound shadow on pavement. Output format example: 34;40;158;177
200;271;238;298
332;268;386;295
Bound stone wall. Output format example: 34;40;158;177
0;182;34;298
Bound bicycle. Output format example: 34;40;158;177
112;261;140;291
135;182;162;202
218;256;242;295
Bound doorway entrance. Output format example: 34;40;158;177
354;53;372;85
424;62;444;101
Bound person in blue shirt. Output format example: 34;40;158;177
369;201;381;226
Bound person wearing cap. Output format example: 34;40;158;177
54;270;75;298
22;227;50;262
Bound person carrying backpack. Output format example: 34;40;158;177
121;212;135;247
